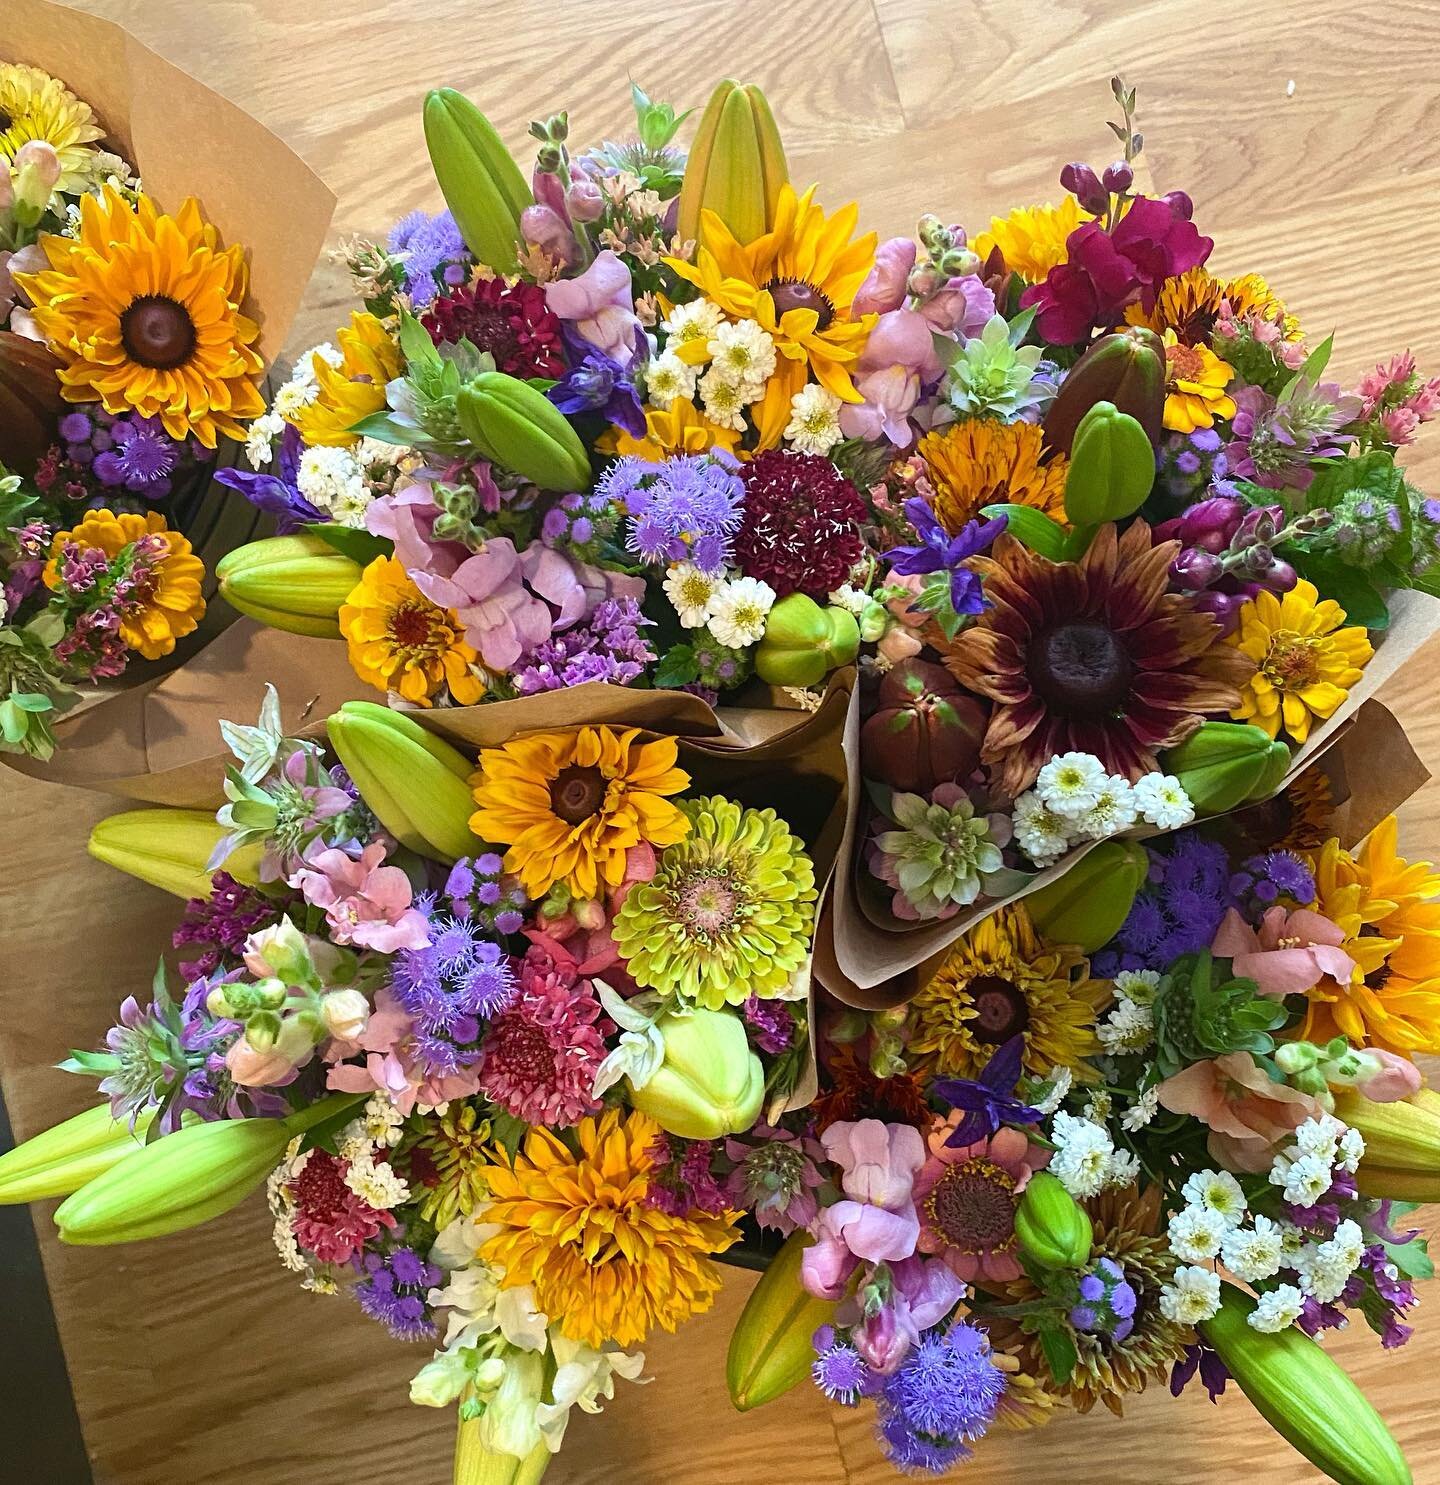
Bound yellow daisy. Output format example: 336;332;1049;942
339;555;483;708
916;419;1069;533
289;312;403;448
1228;581;1373;743
478;1108;740;1348
1125;266;1301;345
599;396;742;460
973;198;1089;283
0;63;105;192
43;508;204;659
1161;328;1236;433
666;184;877;448
15;186;265;446
908;903;1109;1082
470;725;691;899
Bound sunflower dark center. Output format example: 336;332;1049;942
764;276;835;332
549;764;606;825
1027;620;1135;716
925;1157;1018;1251
120;295;197;370
967;975;1030;1043
0;108;12;132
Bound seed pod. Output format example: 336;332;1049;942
1043;326;1166;456
1014;1172;1094;1269
1022;839;1148;952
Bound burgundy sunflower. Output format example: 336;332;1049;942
421;277;565;378
942;521;1253;795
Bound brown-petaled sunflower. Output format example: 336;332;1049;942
917;419;1068;534
941;521;1255;796
15;186;265;446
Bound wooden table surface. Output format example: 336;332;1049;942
4;2;1440;1481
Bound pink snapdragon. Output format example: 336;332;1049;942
1212;905;1356;998
290;843;430;953
853;237;918;316
544;250;642;365
1157;1051;1323;1172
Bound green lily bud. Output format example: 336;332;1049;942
0;1103;153;1204
754;594;859;687
215;534;363;639
1063;400;1156;525
677;80;789;251
1201;1283;1412;1485
629;1006;764;1140
1334;1087;1440;1202
1022;838;1148;952
88;808;264;899
1043;325;1165;455
727;1230;836;1410
456;372;592;492
453;1417;550;1485
1014;1172;1094;1269
1162;721;1288;815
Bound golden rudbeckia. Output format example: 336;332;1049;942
1125;266;1301;345
0;63;104;192
289;311;403;448
470;724;691;899
478;1108;740;1348
1228;580;1372;743
1161;328;1236;433
43;508;204;659
917;419;1068;533
666;184;877;448
972;198;1090;283
339;554;483;708
599;396;742;460
15;186;265;446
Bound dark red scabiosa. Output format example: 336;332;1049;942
420;277;566;378
734;449;867;598
941;520;1254;796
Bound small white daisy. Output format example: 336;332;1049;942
1012;790;1074;867
1247;1283;1305;1332
707;318;776;389
699;367;752;431
1132;771;1196;830
644;350;699;408
1168;1205;1228;1263
1221;1216;1285;1284
1073;773;1139;839
1036;751;1108;819
784;383;845;455
1120;1085;1160;1131
1180;1169;1247;1228
661;298;724;359
1158;1265;1222;1325
663;563;722;628
707;576;776;648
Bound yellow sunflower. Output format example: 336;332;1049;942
599;396;742;460
1125;266;1301;345
0;64;105;192
289;312;403;448
908;903;1109;1082
916;419;1069;533
1161;328;1236;433
666;184;877;448
1296;819;1440;1054
470;724;691;899
15;186;264;447
339;555;483;708
43;508;204;659
1228;581;1373;743
972;198;1089;283
478;1108;740;1348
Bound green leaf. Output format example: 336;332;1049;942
1303;448;1403;515
10;691;55;713
653;644;699;689
348;412;415;445
1384;1233;1434;1282
1037;1324;1077;1387
396;308;442;370
490;1110;528;1164
980;503;1071;560
312;522;392;568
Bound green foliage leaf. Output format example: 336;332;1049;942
348;412;416;445
981;503;1070;560
312;522;392;568
653;644;699;689
1290;551;1390;630
489;1110;528;1164
1037;1325;1078;1387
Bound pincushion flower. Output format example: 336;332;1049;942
942;522;1254;794
612;795;816;1007
421;276;564;377
339;555;483;706
1211;905;1355;998
0;64;104;191
1227;580;1372;743
733;449;867;598
290;311;403;448
470;726;690;900
666;184;877;448
972;198;1090;282
1160;329;1236;432
477;1107;739;1348
16;186;265;445
916;420;1068;534
43;508;205;660
869;782;1012;921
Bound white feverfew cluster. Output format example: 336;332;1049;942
245;341;341;468
1296;1218;1367;1304
663;566;778;648
1158;1264;1222;1325
1098;970;1160;1056
1049;1110;1137;1198
1268;1114;1364;1208
644;350;699;408
784;384;845;455
337;1127;412;1210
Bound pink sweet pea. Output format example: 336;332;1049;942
290;843;431;953
1212;906;1357;998
544;249;642;365
853;237;917;316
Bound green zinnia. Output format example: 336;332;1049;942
614;795;817;1009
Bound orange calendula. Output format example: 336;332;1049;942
917;419;1069;534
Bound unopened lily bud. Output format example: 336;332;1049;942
320;988;370;1042
1101;160;1133;194
1059;162;1108;216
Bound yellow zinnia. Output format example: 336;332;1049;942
15;187;265;446
1297;819;1440;1055
908;903;1109;1082
666;184;876;449
1228;581;1372;743
339;555;482;708
1126;266;1301;345
43;508;204;660
478;1108;740;1348
917;419;1069;533
0;63;104;192
600;396;742;460
1161;328;1236;432
973;198;1089;283
470;725;690;899
289;312;403;448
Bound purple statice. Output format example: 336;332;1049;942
388;209;469;308
547;325;646;436
354;1246;441;1342
811;1332;875;1406
444;853;528;937
1298;1292;1353;1338
604;451;745;574
511;595;656;694
1170;1342;1229;1402
1069;1257;1138;1341
885;499;1006;617
389;903;516;1075
933;1034;1043;1147
1228;850;1316;921
645;1135;728;1217
876;1324;1005;1474
1227;378;1363;492
173;871;291;979
1093;832;1234;977
215;424;324;534
723;1124;825;1234
1358;1244;1419;1348
743;994;795;1054
52;604;127;680
1283;1167;1357;1231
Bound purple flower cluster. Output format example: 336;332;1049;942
877;1323;1006;1474
443;854;528;937
1228;850;1317;922
603;452;745;574
886;499;1006;616
743;994;795;1054
547;325;646;436
354;1246;441;1342
812;1334;875;1406
539;489;618;558
1227;378;1363;492
388;209;470;308
1170;1342;1230;1402
1155;426;1231;508
512;595;656;694
49;530;177;682
644;1134;728;1217
1069;1257;1138;1341
37;408;207;508
1093;832;1234;976
173;871;290;979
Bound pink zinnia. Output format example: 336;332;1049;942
479;946;609;1127
288;1148;396;1264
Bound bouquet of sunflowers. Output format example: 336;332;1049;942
5;64;1440;1485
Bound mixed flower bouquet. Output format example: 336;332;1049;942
4;64;1440;1485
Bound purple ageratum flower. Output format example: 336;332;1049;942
876;1322;1005;1471
811;1339;874;1406
387;209;469;308
547;324;647;437
1069;1257;1137;1341
91;415;184;495
215;424;325;534
932;1034;1043;1147
606;451;745;575
354;1246;441;1341
444;853;529;936
886;499;1007;616
1097;832;1234;973
1228;850;1317;920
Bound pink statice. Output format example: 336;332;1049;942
1355;351;1440;447
288;1147;396;1264
290;843;430;953
479;945;610;1126
646;1135;729;1217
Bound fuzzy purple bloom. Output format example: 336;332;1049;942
606;452;745;574
354;1246;441;1341
444;853;529;937
812;1340;873;1405
388;209;469;309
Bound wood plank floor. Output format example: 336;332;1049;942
4;2;1440;1479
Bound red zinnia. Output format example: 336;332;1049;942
734;449;866;598
941;520;1254;796
421;278;565;378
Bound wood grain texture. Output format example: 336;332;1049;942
3;2;1440;1480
